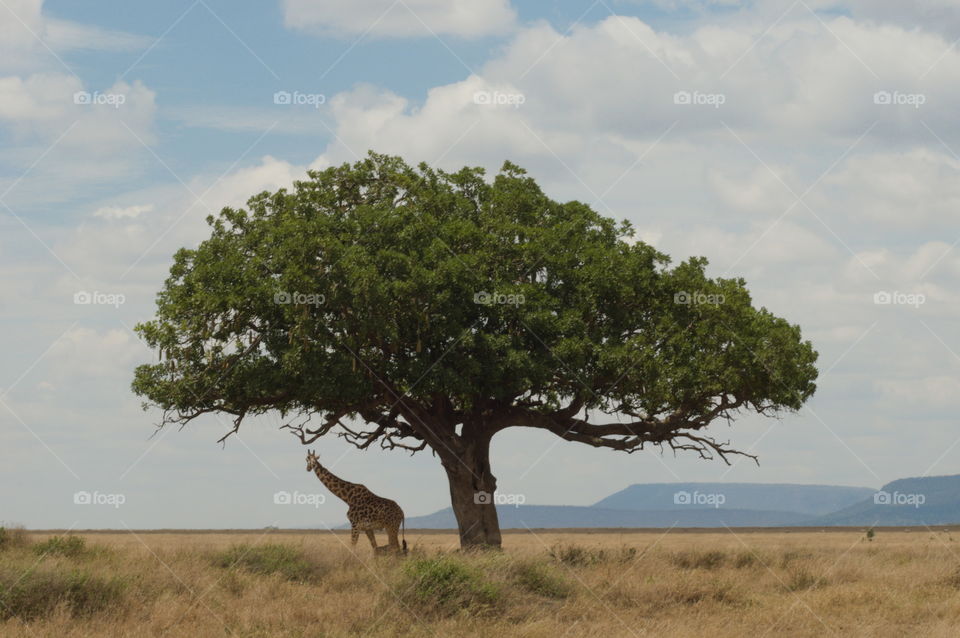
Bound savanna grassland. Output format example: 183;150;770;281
2;526;960;637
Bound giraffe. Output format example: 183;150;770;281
305;450;407;555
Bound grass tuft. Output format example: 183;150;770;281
671;550;726;570
393;555;502;617
0;566;125;620
0;526;29;551
211;543;325;583
785;567;823;591
33;535;88;559
548;544;636;567
509;559;572;599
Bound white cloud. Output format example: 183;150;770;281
57;155;305;285
282;0;517;38
93;204;153;220
876;376;960;408
43;19;154;52
708;164;799;215
46;327;143;380
0;76;158;205
0;0;151;72
0;72;80;123
819;149;960;229
821;0;960;39
0;1;157;203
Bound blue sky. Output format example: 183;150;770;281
3;0;960;529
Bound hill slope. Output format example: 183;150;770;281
812;474;960;525
593;482;874;516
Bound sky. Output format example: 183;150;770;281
2;0;960;529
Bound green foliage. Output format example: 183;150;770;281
33;535;87;558
0;567;125;620
509;559;572;598
866;527;875;542
211;544;324;583
132;151;818;467
395;556;502;616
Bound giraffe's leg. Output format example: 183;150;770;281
387;527;400;552
350;527;359;548
365;529;377;550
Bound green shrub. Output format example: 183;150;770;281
509;560;571;599
394;556;502;617
212;544;324;583
33;535;87;558
0;567;125;620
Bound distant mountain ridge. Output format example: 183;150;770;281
593;482;874;516
399;475;960;529
813;474;960;526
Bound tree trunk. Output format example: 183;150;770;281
442;434;502;549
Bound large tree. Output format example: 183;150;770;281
132;152;818;548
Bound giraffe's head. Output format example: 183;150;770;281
305;449;321;472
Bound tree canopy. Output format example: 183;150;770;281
132;152;818;547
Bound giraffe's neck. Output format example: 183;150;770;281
313;465;358;503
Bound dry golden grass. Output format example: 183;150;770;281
3;527;960;636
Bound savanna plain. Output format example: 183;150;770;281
2;527;960;637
